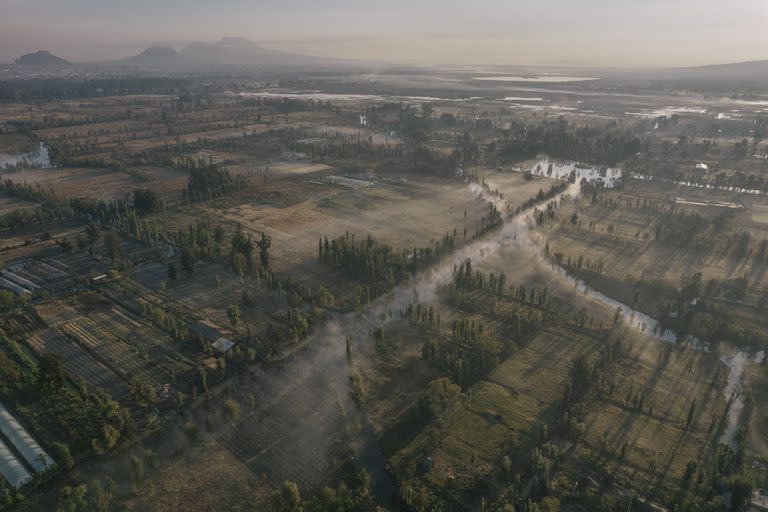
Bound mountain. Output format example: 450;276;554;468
680;60;768;81
178;37;309;67
123;46;180;67
643;59;768;85
119;38;338;72
14;51;70;67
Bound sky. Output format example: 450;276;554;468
2;0;768;68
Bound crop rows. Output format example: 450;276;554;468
61;319;161;386
26;327;125;398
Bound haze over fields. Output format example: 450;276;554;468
2;0;768;67
4;2;768;512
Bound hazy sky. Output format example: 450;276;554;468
2;0;767;67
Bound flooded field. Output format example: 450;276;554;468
0;142;52;170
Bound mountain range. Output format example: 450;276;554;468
11;41;768;85
118;37;328;70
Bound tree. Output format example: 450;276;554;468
685;398;697;430
86;222;100;245
88;478;115;512
103;232;123;262
133;188;162;214
316;286;335;307
58;483;88;512
272;480;302;512
130;455;144;486
231;227;254;270
501;455;512;478
167;261;177;280
227;304;240;332
214;225;225;243
257;232;272;269
232;252;246;278
101;425;120;451
419;378;462;419
528;497;560;512
38;353;66;389
52;442;74;471
181;246;195;274
727;471;754;511
0;290;13;309
223;399;241;423
683;459;697;480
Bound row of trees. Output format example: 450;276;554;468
497;117;646;165
317;231;457;293
453;258;507;297
174;157;247;201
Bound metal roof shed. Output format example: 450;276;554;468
0;439;32;488
0;404;54;474
211;337;235;353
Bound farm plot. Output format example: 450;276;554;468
27;326;125;398
574;341;726;501
189;150;333;179
7;252;107;291
120;442;270;512
543;180;768;286
100;274;192;321
1;166;189;201
222;368;344;490
128;262;274;330
49;297;194;390
202;171;529;279
0;195;37;216
390;326;600;484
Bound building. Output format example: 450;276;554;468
189;319;227;342
91;274;108;286
211;337;235;354
695;162;709;171
189;319;235;354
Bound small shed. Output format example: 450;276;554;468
91;274;108;286
211;337;235;354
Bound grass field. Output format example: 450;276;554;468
3;165;189;200
0;195;38;215
121;442;269;512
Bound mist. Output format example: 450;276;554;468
2;0;768;67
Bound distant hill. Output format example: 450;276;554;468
123;46;180;67
645;59;768;85
15;50;70;67
120;37;339;71
680;59;768;81
180;38;300;66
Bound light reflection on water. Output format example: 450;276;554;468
0;142;53;170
